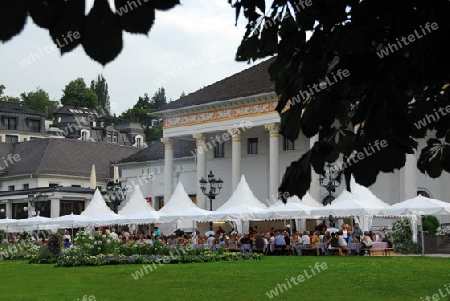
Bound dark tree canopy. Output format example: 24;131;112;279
90;74;111;115
230;0;450;201
0;0;180;65
20;87;59;119
61;78;98;109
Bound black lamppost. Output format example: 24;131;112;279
104;180;127;214
27;192;51;216
199;170;223;230
319;163;343;206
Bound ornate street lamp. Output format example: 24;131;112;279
199;170;223;230
27;192;52;216
104;180;126;214
319;163;343;206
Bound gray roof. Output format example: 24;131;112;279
0;101;44;116
119;139;196;163
0;139;140;179
157;57;276;111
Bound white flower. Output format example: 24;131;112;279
106;240;111;244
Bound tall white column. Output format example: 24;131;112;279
5;202;12;219
193;133;207;210
309;134;321;202
404;153;417;200
161;137;174;202
265;123;280;204
50;198;60;218
227;128;242;191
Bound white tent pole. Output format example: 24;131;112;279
419;215;425;256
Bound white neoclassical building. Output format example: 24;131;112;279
117;58;450;225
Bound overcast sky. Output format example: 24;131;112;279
0;0;260;115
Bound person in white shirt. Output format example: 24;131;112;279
63;230;71;243
207;234;215;250
359;231;373;255
301;232;311;245
109;230;119;241
337;232;348;256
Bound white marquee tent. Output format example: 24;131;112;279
208;175;268;233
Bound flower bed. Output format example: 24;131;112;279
55;252;263;267
9;230;264;267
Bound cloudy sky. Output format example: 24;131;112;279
0;0;260;115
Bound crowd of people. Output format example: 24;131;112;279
1;223;394;256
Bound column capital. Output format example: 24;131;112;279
227;128;241;142
160;137;174;150
193;133;208;146
264;123;280;137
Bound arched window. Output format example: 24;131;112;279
417;190;431;198
322;195;335;206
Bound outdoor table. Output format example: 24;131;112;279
348;243;361;254
241;243;252;253
370;242;388;255
315;243;327;254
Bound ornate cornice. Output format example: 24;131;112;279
163;96;278;129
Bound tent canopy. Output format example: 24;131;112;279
119;186;154;215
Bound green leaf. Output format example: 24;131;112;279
0;0;27;42
148;0;180;11
28;0;65;30
278;150;312;202
50;0;84;54
417;138;444;178
82;0;123;66
115;0;155;34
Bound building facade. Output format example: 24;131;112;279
0;139;140;218
116;58;450;223
0;101;62;142
54;105;146;147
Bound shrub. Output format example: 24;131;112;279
391;219;421;254
423;215;440;237
46;233;62;256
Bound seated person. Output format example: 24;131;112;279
274;232;286;249
311;231;321;255
63;238;71;248
337;232;348;256
323;231;331;244
359;231;373;255
301;231;311;245
239;232;252;246
253;234;265;250
378;228;393;247
348;232;359;244
291;232;300;244
216;227;225;236
283;232;291;246
327;232;340;252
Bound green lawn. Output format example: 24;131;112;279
1;256;449;301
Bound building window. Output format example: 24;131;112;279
284;138;295;151
23;184;29;190
107;133;111;142
417;190;431;198
135;137;142;147
12;202;28;219
248;138;258;154
8;185;14;192
28;119;40;132
214;142;225;158
5;135;18;143
113;133;118;143
71;185;81;187
49;183;59;188
30;137;41;141
60;201;85;216
81;131;88;140
4;117;17;130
